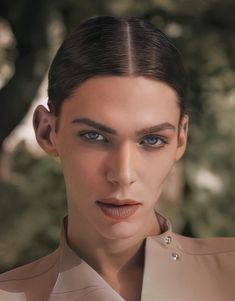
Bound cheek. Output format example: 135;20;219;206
143;147;178;189
59;146;104;190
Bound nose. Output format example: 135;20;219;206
106;142;137;186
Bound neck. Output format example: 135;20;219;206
65;210;161;300
68;231;145;277
66;210;160;278
67;216;160;275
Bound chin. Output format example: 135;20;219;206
99;220;142;240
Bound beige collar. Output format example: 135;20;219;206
50;211;172;300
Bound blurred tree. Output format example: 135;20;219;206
0;0;50;149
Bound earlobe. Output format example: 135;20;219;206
33;105;59;157
175;114;189;161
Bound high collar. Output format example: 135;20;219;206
50;211;172;300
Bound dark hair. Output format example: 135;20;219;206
48;15;189;119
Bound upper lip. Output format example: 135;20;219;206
97;198;141;206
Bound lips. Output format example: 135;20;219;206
96;198;141;220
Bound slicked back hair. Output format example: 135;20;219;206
48;16;189;119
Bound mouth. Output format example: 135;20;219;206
96;198;141;220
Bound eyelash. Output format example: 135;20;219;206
78;131;168;148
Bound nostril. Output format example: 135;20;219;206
106;171;136;186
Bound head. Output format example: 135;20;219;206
34;16;189;241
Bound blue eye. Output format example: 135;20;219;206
78;131;167;148
79;131;107;142
140;135;167;147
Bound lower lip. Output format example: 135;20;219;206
97;202;140;220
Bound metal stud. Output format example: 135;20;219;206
172;252;179;261
164;236;172;244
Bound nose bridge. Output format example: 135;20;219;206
107;141;137;185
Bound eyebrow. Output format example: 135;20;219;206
72;118;176;136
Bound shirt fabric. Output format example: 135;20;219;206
0;211;234;301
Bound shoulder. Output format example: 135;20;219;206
0;250;59;284
149;231;235;277
172;232;235;255
154;210;235;255
147;229;235;300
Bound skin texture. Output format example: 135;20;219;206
34;76;188;300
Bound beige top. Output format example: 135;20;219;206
0;212;234;301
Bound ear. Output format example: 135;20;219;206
33;105;59;157
175;114;189;161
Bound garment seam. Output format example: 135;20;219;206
51;286;106;295
174;245;235;256
0;252;59;282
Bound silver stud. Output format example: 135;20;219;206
164;236;172;244
172;252;179;260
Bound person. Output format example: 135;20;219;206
0;15;234;301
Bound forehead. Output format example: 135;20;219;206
60;76;180;127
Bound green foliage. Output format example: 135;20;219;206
0;143;66;272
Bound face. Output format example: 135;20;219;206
35;76;188;241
